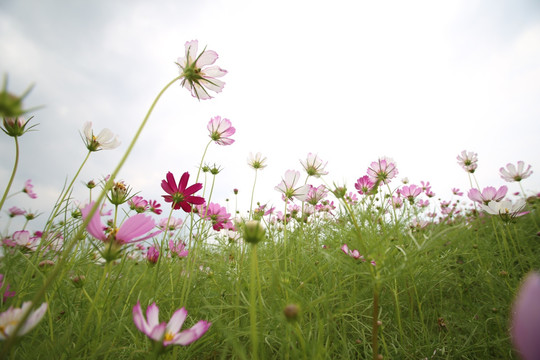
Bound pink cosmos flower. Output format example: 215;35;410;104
367;157;398;185
451;188;463;196
417;199;430;208
146;246;159;265
169;240;189;258
0;301;47;340
177;40;227;100
207;116;235;145
400;184;422;204
0;274;16;301
133;301;211;347
467;186;508;205
148;200;162;215
22;179;37;199
196;202;232;231
341;244;362;259
128;196;148;213
511;272;540;360
12;230;39;251
355;175;375;195
300;153;328;177
82;202;159;245
500;161;533;182
457;150;478;173
161;172;205;213
275;170;310;202
389;195;403;209
8;206;25;217
305;185;328;206
159;217;183;231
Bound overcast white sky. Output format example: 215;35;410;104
1;0;540;229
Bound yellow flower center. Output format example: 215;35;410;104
164;331;174;342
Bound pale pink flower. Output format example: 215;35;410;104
247;152;267;170
417;199;430;208
22;179;37;199
457;150;478;173
305;185;328;206
12;230;39;251
300;153;328;177
355;175;375;195
0;301;47;340
133;301;211;346
389;195;403;209
207;116;235;145
400;184;422;204
275;170;310;202
128;196;148;213
8;206;25;217
451;188;463;196
169;240;189;258
500;161;533;182
467;186;508;205
177;40;227;100
196;202;232;231
410;219;429;230
159;217;183;231
511;272;540;360
367;157;398;185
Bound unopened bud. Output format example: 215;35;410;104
243;220;265;244
283;304;300;321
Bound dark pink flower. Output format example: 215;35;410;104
355;175;375;195
197;202;232;231
169;240;188;258
22;180;37;199
161;172;205;213
148;200;162;215
146;246;159;265
0;274;16;301
207;116;235;145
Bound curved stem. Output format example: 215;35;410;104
249;170;259;220
0;75;182;358
0;136;20;213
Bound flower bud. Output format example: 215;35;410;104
283;304;300;322
2;116;31;137
108;181;131;205
243;220;265;244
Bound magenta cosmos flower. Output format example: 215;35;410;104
133;301;211;347
177;40;227;100
511;273;540;360
22;179;37;199
355;175;375;195
196;202;232;231
500;161;533;182
161;172;205;213
367;157;398;185
275;170;310;202
457;150;478;173
207;116;235;145
467;186;507;205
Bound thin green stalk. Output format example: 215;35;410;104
0;75;182;358
249;169;259;220
249;243;259;360
0;136;20;213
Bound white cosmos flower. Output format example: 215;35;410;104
247;152;267;170
480;199;528;222
0;301;48;340
83;121;120;151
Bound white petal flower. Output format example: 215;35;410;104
0;301;48;340
82;121;120;151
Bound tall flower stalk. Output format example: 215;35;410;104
0;136;20;213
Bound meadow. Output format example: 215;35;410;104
0;40;539;360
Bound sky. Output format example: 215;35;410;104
1;0;540;230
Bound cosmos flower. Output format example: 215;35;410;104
12;230;39;251
22;179;37;199
400;184;422;204
300;153;328;177
207;116;235;145
8;206;25;217
196;202;232;231
367;157;398;185
177;40;227;100
480;199;528;222
82;121;120;151
128;196;148;213
161;172;205;213
133;301;211;347
169;240;189;258
159;217;183;231
0;302;47;340
146;246;159;265
511;272;540;360
355;175;375;195
0;274;15;301
457;150;478;173
467;186;508;205
305;185;328;206
500;161;533;183
275;170;310;202
247;152;267;170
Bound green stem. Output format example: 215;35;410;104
249;170;259;220
0;136;20;213
249;243;259;360
0;75;182;358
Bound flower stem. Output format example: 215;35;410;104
0;136;20;213
249;243;259;360
249;170;259;220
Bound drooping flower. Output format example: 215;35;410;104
128;196;148;213
0;301;47;340
367;157;398;185
480;199;528;222
467;186;508;205
355;175;375;195
81;202;161;261
511;272;540;360
22;179;37;199
457;150;478;173
7;206;25;218
247;152;267;170
177;40;227;100
133;301;211;347
300;153;328;177
161;172;205;213
169;240;189;258
196;202;232;231
207;116;235;145
500;161;533;183
82;121;120;151
275;170;310;202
